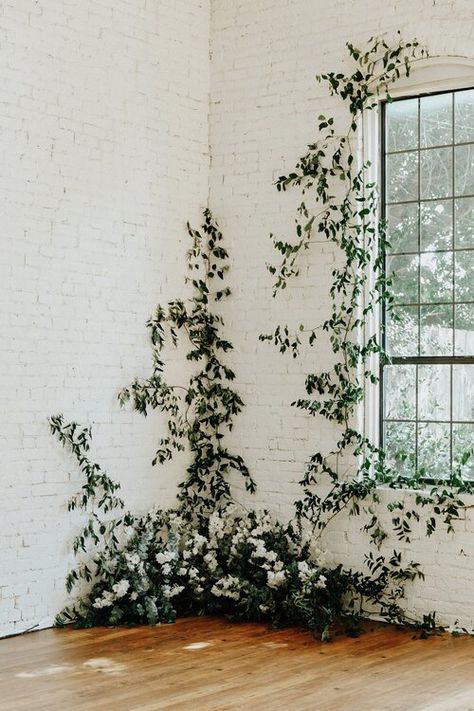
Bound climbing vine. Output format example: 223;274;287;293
118;209;255;519
262;32;474;603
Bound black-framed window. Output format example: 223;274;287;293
381;87;474;480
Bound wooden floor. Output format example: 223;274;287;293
1;617;474;710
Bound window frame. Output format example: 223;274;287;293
379;85;474;481
358;58;474;481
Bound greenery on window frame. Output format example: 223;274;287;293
261;33;474;591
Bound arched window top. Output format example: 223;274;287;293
390;56;474;98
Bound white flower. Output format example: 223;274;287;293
211;575;241;600
130;592;138;601
267;570;286;589
162;563;171;576
156;550;177;565
169;584;184;598
92;596;112;609
297;561;312;581
125;552;141;569
315;574;327;589
92;590;115;608
204;552;218;572
112;579;130;598
122;525;136;543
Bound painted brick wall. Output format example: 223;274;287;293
0;0;210;637
209;0;474;628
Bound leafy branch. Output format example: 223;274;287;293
119;209;256;520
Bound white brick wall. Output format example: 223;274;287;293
209;0;474;628
0;0;210;637
2;0;474;638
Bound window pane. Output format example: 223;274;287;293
384;421;416;476
383;90;474;483
384;365;416;419
388;254;418;304
386;203;418;253
420;93;452;148
420;199;452;251
455;89;474;144
418;422;451;478
386;98;418;151
455;144;474;196
455;196;474;248
455;250;474;302
418;364;450;421
420;252;453;303
386;152;418;203
385;304;419;357
455;304;474;355
420;304;453;356
420;147;452;200
453;365;474;421
453;423;474;480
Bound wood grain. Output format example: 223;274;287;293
0;617;473;710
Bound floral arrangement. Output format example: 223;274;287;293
57;505;371;639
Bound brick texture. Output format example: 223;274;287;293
0;0;210;637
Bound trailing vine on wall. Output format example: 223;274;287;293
118;209;256;520
262;33;474;622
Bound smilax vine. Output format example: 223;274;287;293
261;33;474;621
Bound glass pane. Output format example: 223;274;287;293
384;365;416;419
418;422;451;478
418;364;450;421
420;199;452;251
455;144;474;196
455;89;474;144
386;98;418;151
455;196;474;248
455;250;474;302
386;304;418;357
420;252;453;303
386;203;418;253
386;152;419;203
388;254;418;304
420;147;452;200
453;423;474;480
455;304;474;356
453;365;474;422
420;93;452;148
384;421;416;476
420;304;453;356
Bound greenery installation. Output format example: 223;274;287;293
51;212;379;638
262;32;474;627
51;37;472;638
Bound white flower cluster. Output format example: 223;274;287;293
85;505;332;628
297;561;327;589
211;575;242;601
156;548;178;576
266;570;286;589
93;579;130;608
